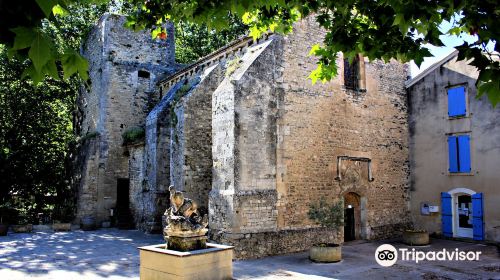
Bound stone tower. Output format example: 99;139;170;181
74;14;177;227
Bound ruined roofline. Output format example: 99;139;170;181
157;33;273;89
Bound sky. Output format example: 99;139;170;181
409;18;494;77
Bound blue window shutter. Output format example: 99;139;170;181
448;136;458;173
458;135;471;173
472;193;485;241
448;87;466;117
441;192;453;237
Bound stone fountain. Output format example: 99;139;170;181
138;185;233;280
163;185;209;251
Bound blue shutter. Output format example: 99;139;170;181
441;192;453;237
448;87;466;117
458;135;471;173
472;193;485;241
448;136;458;173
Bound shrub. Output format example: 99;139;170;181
122;126;145;145
79;131;99;143
308;198;344;230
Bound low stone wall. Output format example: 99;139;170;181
369;222;413;240
210;222;412;259
209;228;341;259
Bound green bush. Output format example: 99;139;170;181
122;126;145;145
308;198;344;229
79;131;99;143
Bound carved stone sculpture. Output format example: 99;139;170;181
163;185;208;251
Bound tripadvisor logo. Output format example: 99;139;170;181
375;244;398;267
375;244;482;267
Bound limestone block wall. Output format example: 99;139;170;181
170;64;224;213
276;17;410;239
142;88;176;230
128;143;162;232
73;137;101;220
210;17;410;259
210;38;283;256
75;14;177;225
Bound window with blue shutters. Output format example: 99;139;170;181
448;135;471;173
447;86;467;117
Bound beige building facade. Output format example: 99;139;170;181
407;51;500;242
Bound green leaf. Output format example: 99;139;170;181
52;4;68;16
392;14;404;26
308;64;323;84
29;31;53;72
11;27;34;50
36;0;59;17
21;64;44;85
151;27;162;39
309;44;321;56
478;80;500;108
62;51;89;80
44;59;60;80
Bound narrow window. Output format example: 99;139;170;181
448;135;471;173
344;56;360;90
447;86;466;117
138;70;150;79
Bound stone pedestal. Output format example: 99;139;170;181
164;228;208;252
138;243;234;280
166;235;208;251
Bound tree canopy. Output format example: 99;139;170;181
0;2;113;223
0;1;497;106
1;1;498;106
0;1;246;223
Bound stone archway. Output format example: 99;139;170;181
343;192;363;241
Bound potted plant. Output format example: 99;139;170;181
11;210;33;233
52;204;74;232
307;198;344;262
403;229;430;246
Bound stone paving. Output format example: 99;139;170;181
0;229;498;279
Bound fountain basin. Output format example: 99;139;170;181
138;243;233;280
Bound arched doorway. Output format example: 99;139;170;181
344;192;362;241
447;188;476;239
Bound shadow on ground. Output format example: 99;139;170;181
0;231;498;280
233;239;500;280
0;229;162;279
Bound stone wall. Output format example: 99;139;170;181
277;17;411;238
170;64;224;213
73;136;100;220
210;39;281;239
210;17;410;259
75;14;177;225
76;14;411;256
127;143;159;232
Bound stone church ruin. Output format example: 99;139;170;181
74;14;411;258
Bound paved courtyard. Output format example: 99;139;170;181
0;229;498;279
